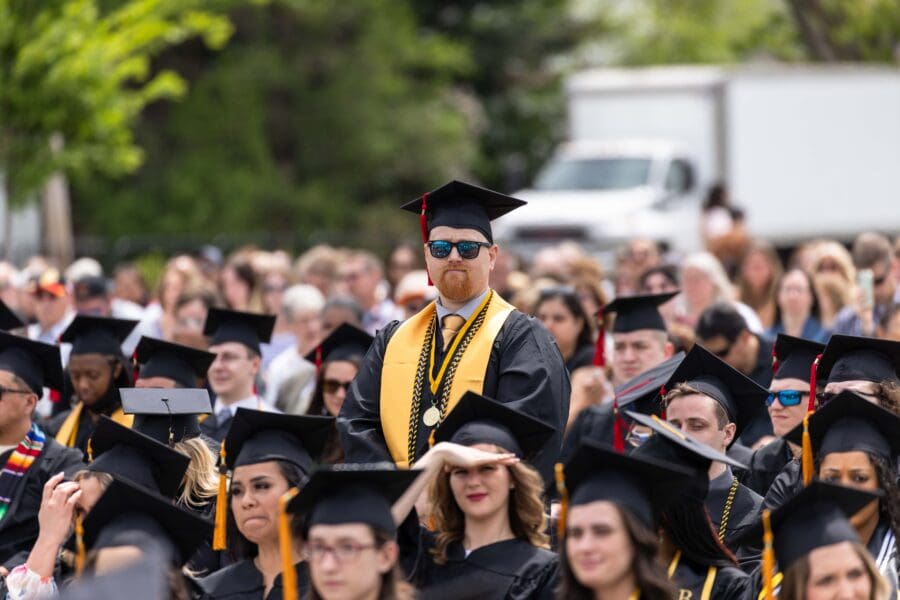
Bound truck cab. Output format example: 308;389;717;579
493;139;702;259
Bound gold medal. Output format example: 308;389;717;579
423;406;441;427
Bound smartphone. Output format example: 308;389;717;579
858;268;874;309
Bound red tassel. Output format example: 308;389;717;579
592;307;606;367
808;353;821;412
131;351;139;384
49;388;61;403
612;398;625;453
659;384;667;419
420;192;433;287
315;346;322;375
771;345;779;375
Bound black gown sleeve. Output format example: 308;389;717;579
762;459;802;511
337;321;401;465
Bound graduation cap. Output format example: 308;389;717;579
0;330;64;393
60;315;139;356
816;334;900;386
213;408;334;550
772;334;825;382
303;323;373;368
288;465;419;535
783;391;900;463
79;478;212;569
134;336;215;388
661;344;769;443
121;387;212;446
203;307;275;355
748;480;881;596
615;351;685;417
400;180;526;244
87;416;190;498
556;440;692;537
602;292;677;334
627;411;746;501
432;390;556;460
0;300;24;331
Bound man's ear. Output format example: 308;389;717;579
722;422;737;448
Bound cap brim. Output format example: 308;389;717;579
625;411;748;471
224;408;334;469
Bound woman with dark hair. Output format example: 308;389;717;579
782;392;899;592
628;412;750;599
196;409;334;600
533;287;595;372
768;268;829;343
303;323;373;464
391;391;559;599
221;256;263;313
557;440;690;600
279;466;419;600
47;315;139;460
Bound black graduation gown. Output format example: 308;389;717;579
45;408;98;461
670;557;751;600
761;459;802;511
338;307;571;482
185;498;227;576
405;526;559;600
0;437;85;569
741;438;793;497
705;468;763;572
560;404;616;465
195;559;309;600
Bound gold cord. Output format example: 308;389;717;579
717;477;739;542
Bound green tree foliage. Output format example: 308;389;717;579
73;0;476;250
0;0;234;205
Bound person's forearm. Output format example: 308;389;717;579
24;534;62;578
391;445;445;525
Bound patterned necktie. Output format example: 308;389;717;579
441;314;466;351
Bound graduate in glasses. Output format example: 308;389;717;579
303;323;373;464
338;181;569;483
741;334;824;496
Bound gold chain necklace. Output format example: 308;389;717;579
718;477;739;541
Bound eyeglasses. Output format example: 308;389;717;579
0;386;33;397
322;379;352;394
766;390;806;407
303;541;377;564
816;390;879;406
426;240;491;260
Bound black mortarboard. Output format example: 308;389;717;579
224;408;334;474
121;387;212;445
135;336;215;388
562;440;692;530
203;307;275;355
60;315;138;356
745;480;880;571
615;351;685;417
603;292;678;333
0;330;63;393
87;416;190;498
303;323;373;364
816;334;900;385
662;344;769;442
288;465;419;536
82;478;212;567
784;391;900;462
772;334;825;382
400;180;526;244
0;300;24;331
433;391;556;459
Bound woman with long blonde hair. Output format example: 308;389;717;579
392;391;559;599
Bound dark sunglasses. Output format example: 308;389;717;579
427;240;491;260
816;389;879;406
0;385;33;397
322;379;352;394
766;390;806;407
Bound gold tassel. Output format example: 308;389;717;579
801;414;814;487
278;488;300;600
74;515;86;575
86;438;93;463
212;441;228;550
761;509;775;600
428;429;436;449
554;463;568;541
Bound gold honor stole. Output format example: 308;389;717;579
54;403;133;448
380;291;514;467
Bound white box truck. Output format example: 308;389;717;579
493;65;900;256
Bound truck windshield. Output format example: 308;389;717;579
533;158;651;191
